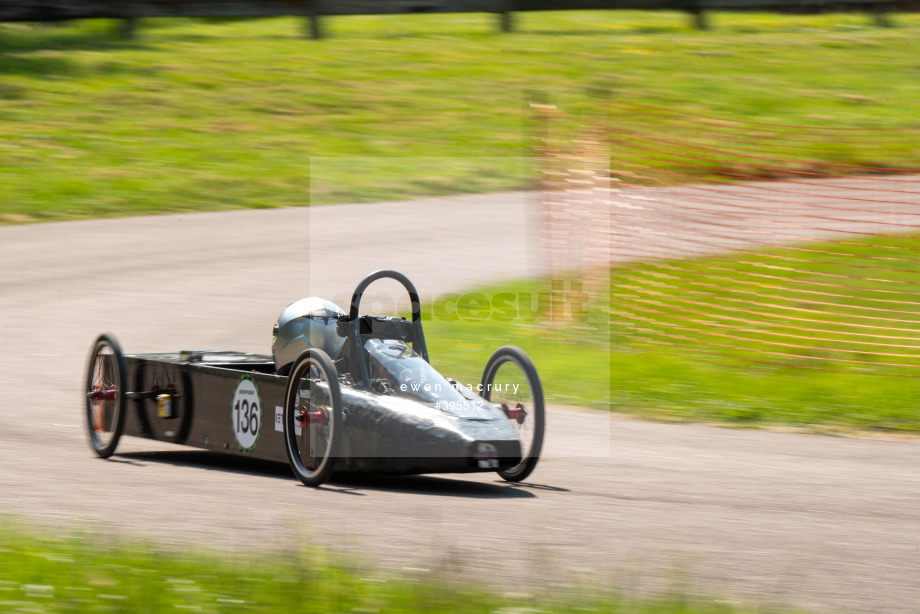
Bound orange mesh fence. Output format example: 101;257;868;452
537;101;920;376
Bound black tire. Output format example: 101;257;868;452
481;346;545;483
283;349;343;487
84;333;128;459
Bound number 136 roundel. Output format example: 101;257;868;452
232;375;262;452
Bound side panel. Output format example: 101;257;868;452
121;356;290;465
183;365;289;464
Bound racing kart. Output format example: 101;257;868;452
84;270;545;486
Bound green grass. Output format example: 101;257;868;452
1;13;920;222
0;522;777;614
423;277;612;411
423;233;920;433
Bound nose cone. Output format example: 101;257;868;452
337;388;522;472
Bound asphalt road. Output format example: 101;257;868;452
1;189;919;613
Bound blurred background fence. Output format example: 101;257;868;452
0;0;914;37
535;100;920;379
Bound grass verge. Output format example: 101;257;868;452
0;522;776;614
423;234;920;433
1;13;920;222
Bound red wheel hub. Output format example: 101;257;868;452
502;403;527;424
296;405;328;429
90;387;118;402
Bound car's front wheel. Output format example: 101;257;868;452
481;346;545;483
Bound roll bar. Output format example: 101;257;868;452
343;270;430;387
349;269;423;325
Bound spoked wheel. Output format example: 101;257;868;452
283;349;343;487
481;346;545;483
84;333;128;458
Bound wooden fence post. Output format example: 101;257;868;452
498;11;514;32
871;5;892;26
307;13;323;39
119;17;138;39
689;7;708;30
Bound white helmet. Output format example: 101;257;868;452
272;298;347;375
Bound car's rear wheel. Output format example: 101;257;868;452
84;333;128;459
481;346;545;483
283;349;343;486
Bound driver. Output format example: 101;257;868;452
365;339;429;395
